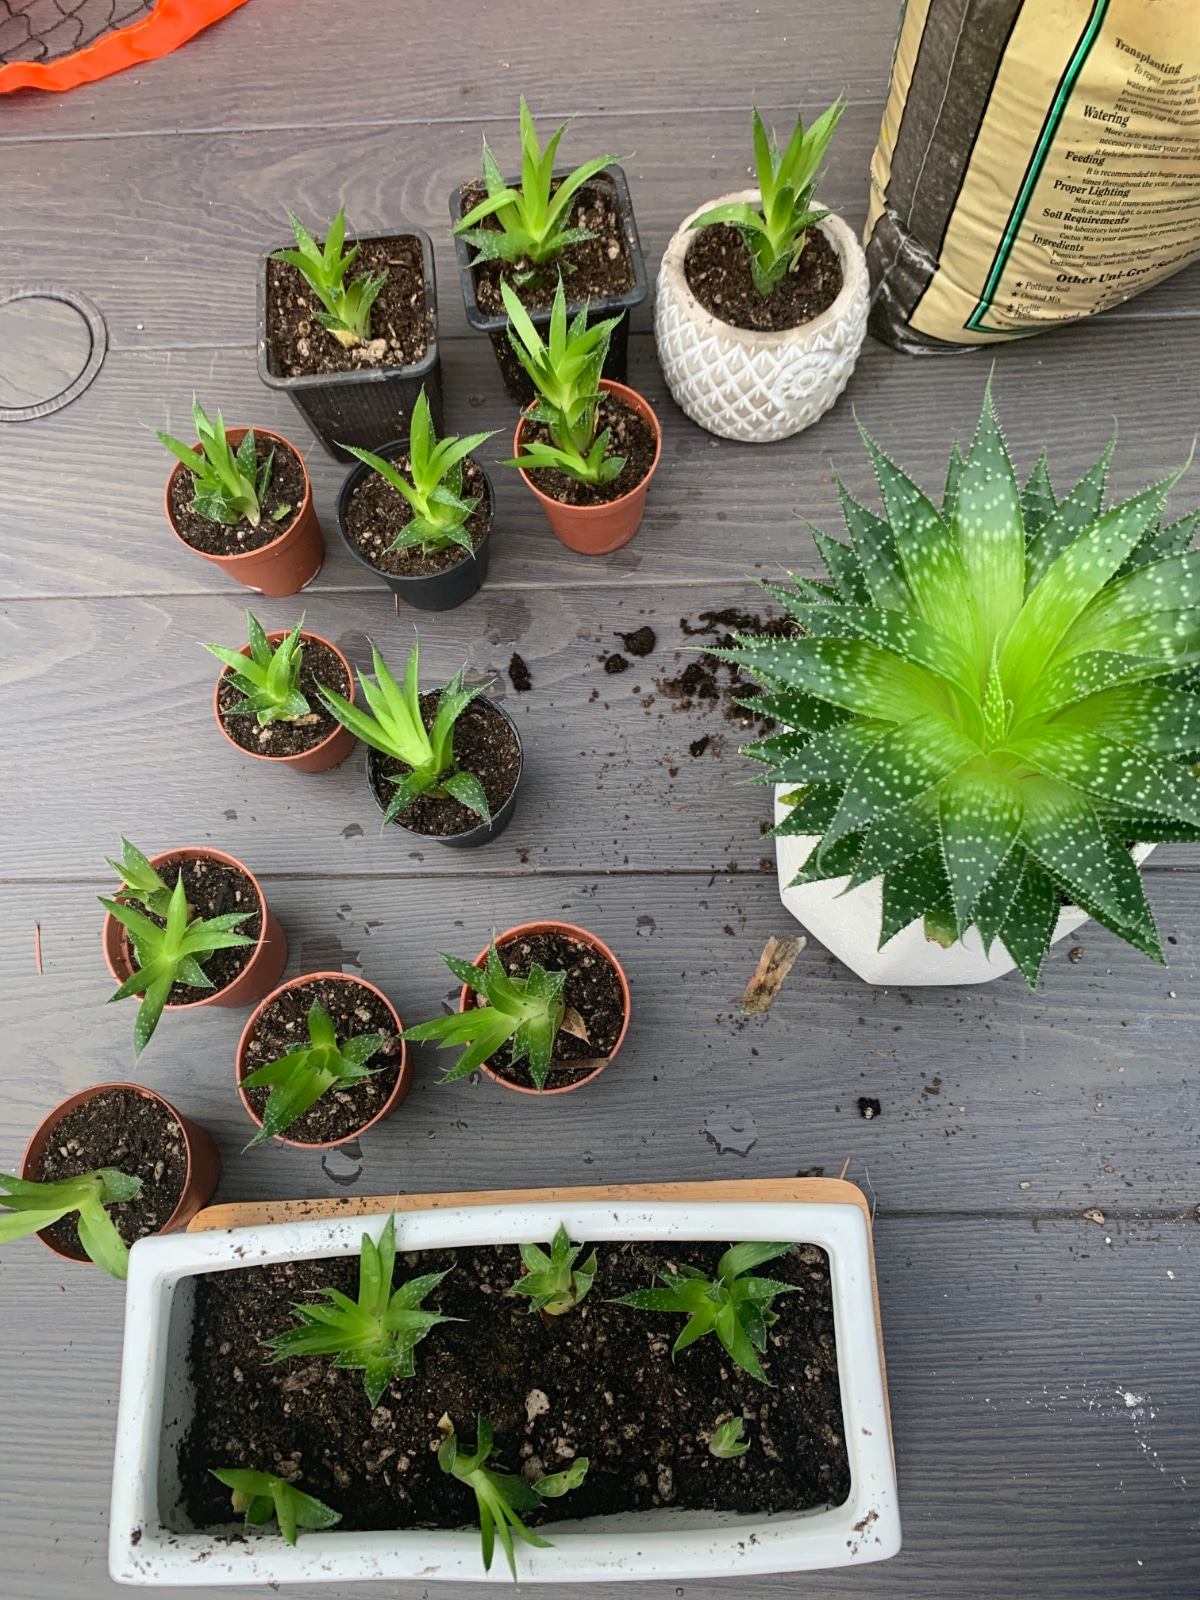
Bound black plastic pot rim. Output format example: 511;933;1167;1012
335;438;495;594
257;225;439;394
450;163;648;334
364;695;523;847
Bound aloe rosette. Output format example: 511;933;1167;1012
725;389;1200;986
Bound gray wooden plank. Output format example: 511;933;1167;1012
5;317;1200;601
2;870;1197;1217
1;1217;1195;1599
0;0;900;140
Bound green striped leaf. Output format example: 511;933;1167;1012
716;637;949;721
847;797;940;888
971;844;1026;951
733;687;849;737
1065;550;1200;646
938;770;1024;934
1117;509;1200;577
997;857;1062;987
825;712;979;845
837;479;914;613
770;783;843;837
1044;834;1162;963
1024;439;1114;591
1091;803;1200;842
743;719;884;784
879;847;951;947
1055;683;1200;754
952;387;1025;652
1021;450;1056;541
810;527;871;605
1019;649;1176;722
943;438;966;522
787;830;863;887
780;603;980;711
1063;609;1200;665
1011;724;1200;825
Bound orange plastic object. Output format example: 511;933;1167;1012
0;0;250;95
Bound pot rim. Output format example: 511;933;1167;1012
102;846;271;1012
212;629;357;766
164;425;312;568
20;1081;203;1264
235;970;409;1149
660;201;866;352
514;379;661;517
461;920;631;1095
334;438;495;586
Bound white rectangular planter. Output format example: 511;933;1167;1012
110;1198;900;1585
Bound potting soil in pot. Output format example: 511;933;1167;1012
168;435;306;557
217;639;351;759
343;457;491;578
35;1088;187;1254
266;237;431;378
121;856;263;1002
240;977;402;1145
177;1239;849;1532
522;393;656;507
371;695;520;837
475;930;623;1089
684;224;843;331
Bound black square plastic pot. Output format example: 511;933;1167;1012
450;164;648;405
258;227;442;463
336;439;495;612
365;702;522;848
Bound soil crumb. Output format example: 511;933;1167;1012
508;653;532;692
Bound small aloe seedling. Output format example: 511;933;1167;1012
612;1243;798;1382
691;99;845;298
0;1168;141;1280
263;1213;456;1404
439;1415;588;1579
709;1416;750;1459
273;207;387;348
158;398;288;528
342;388;497;556
401;942;567;1090
510;1223;597;1315
209;1467;342;1546
101;848;256;1058
455;95;619;279
242;1000;384;1148
318;635;491;827
106;836;173;917
203;612;310;726
503;278;625;487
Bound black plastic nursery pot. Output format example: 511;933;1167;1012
258;226;442;463
335;438;495;612
364;695;523;849
450;164;648;405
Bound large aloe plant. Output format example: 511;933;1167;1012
724;388;1200;986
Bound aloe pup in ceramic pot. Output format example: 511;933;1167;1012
655;99;868;443
723;386;1200;986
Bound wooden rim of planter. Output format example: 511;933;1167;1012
20;1082;221;1265
101;846;279;1012
514;380;661;519
462;921;630;1096
211;629;357;770
660;201;868;353
164;425;313;567
236;970;411;1149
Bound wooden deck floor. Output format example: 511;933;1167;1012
2;2;1198;1595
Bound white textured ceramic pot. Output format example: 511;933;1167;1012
654;197;868;443
110;1196;900;1585
775;788;1155;986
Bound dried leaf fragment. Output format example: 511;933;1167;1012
737;935;806;1014
559;1006;591;1043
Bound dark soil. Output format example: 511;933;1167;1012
266;235;431;379
240;977;403;1146
659;607;799;741
617;626;656;657
604;653;629;674
35;1089;187;1255
508;653;532;692
464;174;634;316
217;638;351;759
178;1239;848;1534
684;224;843;332
471;930;625;1090
114;855;262;1004
169;435;306;558
343;456;491;578
369;694;520;838
521;393;656;507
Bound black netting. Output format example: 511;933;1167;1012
0;0;157;67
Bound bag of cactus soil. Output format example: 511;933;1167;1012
864;0;1200;354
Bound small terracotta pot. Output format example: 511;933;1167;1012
102;847;288;1012
462;921;631;1095
212;630;358;774
236;971;411;1149
165;426;324;596
514;380;661;555
20;1083;221;1265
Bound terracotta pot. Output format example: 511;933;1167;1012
514;380;661;555
164;426;324;596
212;630;357;774
462;921;630;1095
236;971;411;1149
20;1082;221;1265
102;846;288;1012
